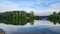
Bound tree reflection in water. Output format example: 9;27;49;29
49;19;60;25
0;19;34;25
0;11;34;25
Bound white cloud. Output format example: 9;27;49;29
50;3;60;9
0;0;60;16
0;0;19;12
34;9;60;16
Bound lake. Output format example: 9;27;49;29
0;20;60;34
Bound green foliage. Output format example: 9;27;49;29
0;11;34;25
29;11;34;20
48;12;60;25
48;12;60;19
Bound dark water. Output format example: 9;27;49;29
0;20;60;34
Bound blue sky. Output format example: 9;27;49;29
0;0;60;16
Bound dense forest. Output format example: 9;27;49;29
48;12;60;19
0;11;34;25
48;12;60;25
0;11;60;25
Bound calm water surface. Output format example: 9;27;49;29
0;20;60;34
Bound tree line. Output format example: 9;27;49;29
48;12;60;20
0;11;34;25
48;12;60;25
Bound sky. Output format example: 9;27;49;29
0;0;60;16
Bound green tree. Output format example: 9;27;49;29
29;11;34;20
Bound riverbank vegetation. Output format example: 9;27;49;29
0;10;60;25
48;12;60;19
0;11;34;25
48;12;60;25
